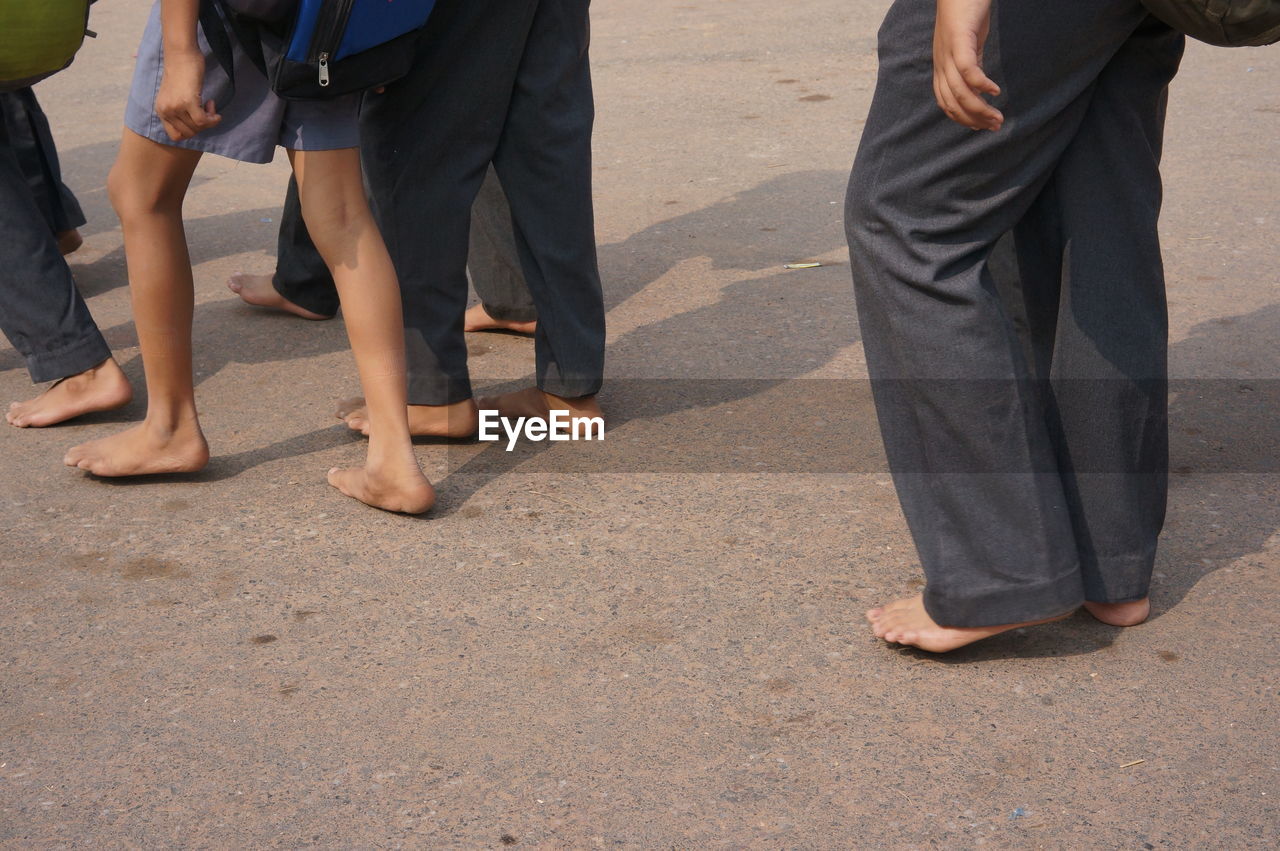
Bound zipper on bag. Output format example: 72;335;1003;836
308;0;356;86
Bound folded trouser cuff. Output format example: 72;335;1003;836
1081;546;1158;604
923;564;1084;628
26;329;111;384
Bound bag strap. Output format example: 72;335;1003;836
197;0;239;106
195;0;272;109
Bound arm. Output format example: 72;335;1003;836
155;0;221;141
932;0;1003;131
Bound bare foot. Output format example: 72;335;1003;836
227;273;332;320
327;460;435;515
336;397;479;438
464;303;536;335
64;418;209;477
57;229;83;256
865;594;1073;653
7;358;133;428
1083;598;1150;627
476;388;604;424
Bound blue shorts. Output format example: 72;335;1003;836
124;1;361;164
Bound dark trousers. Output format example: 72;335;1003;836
845;0;1184;627
273;0;602;404
0;89;108;384
468;166;537;324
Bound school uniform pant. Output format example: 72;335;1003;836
272;0;602;404
0;89;108;384
844;0;1184;627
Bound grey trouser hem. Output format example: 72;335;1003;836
1082;545;1160;604
924;565;1083;628
538;370;602;400
26;331;111;385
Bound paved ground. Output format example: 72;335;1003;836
2;0;1277;847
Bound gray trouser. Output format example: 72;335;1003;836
0;89;108;384
845;0;1184;627
468;166;536;324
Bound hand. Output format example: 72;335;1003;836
155;49;222;141
932;0;1003;131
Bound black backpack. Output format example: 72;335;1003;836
1141;0;1280;46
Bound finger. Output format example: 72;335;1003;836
203;99;223;124
961;64;1000;97
160;116;192;141
944;60;1000;129
936;67;973;128
183;100;216;130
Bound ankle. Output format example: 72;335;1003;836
143;406;201;437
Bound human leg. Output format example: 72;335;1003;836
0;110;129;428
288;147;433;514
466;165;537;332
64;131;209;475
1013;16;1184;625
847;0;1161;644
229;174;338;320
489;0;604;403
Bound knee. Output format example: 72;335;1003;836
299;190;373;262
107;162;180;223
299;191;363;246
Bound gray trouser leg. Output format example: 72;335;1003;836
845;0;1182;626
0;98;109;384
1004;17;1182;605
469;165;536;323
492;0;605;399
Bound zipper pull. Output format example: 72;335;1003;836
318;52;330;87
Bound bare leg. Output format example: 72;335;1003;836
336;396;478;439
64;132;208;476
865;594;1074;653
7;357;132;427
464;302;536;335
226;272;331;320
289;148;433;514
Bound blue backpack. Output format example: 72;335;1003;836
201;0;438;100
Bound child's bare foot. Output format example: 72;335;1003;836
7;358;133;428
464;303;537;335
336;397;479;438
476;388;604;424
865;594;1073;653
1083;598;1150;626
327;461;435;514
57;229;83;256
64;417;209;477
227;273;332;320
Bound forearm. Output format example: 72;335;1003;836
160;0;202;58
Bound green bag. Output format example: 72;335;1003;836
1142;0;1280;46
0;0;93;91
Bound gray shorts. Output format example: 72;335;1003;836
124;1;360;164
